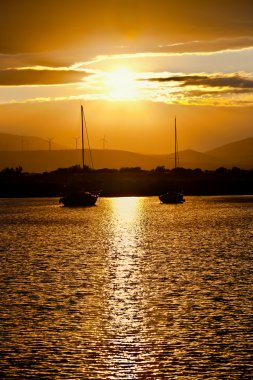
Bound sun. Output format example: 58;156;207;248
105;67;137;100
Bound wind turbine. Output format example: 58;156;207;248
47;138;54;151
73;136;80;150
100;135;107;150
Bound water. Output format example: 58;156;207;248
0;196;252;379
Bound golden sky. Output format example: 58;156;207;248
0;0;253;153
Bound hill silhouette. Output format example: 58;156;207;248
207;137;253;169
0;132;70;151
0;135;252;172
152;149;223;170
0;147;247;172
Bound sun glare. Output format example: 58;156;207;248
105;67;137;100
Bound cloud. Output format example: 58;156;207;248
1;37;253;74
136;72;253;106
0;52;79;70
0;68;90;86
1;1;253;54
157;37;253;54
184;88;253;97
145;73;253;89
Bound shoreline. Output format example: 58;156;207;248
1;166;252;198
1;194;253;200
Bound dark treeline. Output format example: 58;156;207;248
0;165;252;197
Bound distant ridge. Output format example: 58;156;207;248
207;137;253;169
0;134;252;172
0;149;160;172
151;149;223;170
0;132;70;151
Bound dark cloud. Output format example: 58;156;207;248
0;69;88;86
1;1;253;54
146;74;253;89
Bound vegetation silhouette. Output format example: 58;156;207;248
0;165;252;198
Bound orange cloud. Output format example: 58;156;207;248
0;68;89;86
1;1;253;54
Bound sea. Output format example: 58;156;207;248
0;196;252;379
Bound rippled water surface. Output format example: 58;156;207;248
0;196;252;379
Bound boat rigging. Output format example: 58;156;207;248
59;105;99;207
159;116;185;204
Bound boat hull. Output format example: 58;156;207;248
159;192;185;204
59;192;98;207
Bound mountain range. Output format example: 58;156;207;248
0;133;252;172
0;133;69;151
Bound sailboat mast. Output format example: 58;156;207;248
81;105;85;170
174;116;177;169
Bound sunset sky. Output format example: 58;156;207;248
0;0;253;154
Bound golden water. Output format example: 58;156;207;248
0;196;252;379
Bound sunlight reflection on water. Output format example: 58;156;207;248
105;198;147;378
0;196;252;379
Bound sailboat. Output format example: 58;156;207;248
159;117;185;204
59;105;99;207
